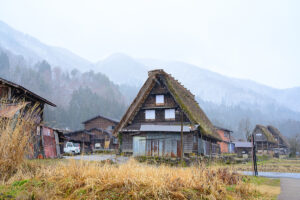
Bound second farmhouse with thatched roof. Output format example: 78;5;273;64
251;124;290;155
114;69;221;157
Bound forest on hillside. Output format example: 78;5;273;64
1;49;300;138
0;50;127;130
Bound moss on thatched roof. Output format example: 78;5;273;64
253;125;276;143
267;125;290;147
163;72;221;140
114;69;221;141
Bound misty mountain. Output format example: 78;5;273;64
95;53;300;113
95;53;148;86
0;21;299;137
0;20;92;71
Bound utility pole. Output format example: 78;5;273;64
251;133;258;176
180;110;184;163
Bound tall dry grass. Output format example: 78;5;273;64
0;101;40;181
4;159;268;200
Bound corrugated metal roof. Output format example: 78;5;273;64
234;142;252;148
140;124;191;132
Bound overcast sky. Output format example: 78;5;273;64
0;0;299;89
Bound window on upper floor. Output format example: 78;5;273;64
165;109;175;119
156;95;164;105
145;110;155;120
256;133;262;137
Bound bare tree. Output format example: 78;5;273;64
238;118;252;140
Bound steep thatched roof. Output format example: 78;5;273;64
114;69;221;141
267;125;290;147
253;125;276;143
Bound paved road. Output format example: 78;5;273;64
64;154;129;163
278;178;300;200
243;171;300;179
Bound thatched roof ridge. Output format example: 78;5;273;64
253;125;276;143
267;125;290;147
114;69;221;141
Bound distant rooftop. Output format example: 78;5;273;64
234;142;252;148
82;114;119;124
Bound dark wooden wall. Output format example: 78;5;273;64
84;117;118;130
121;133;133;152
130;81;190;124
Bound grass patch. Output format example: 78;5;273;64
247;176;280;187
243;176;280;199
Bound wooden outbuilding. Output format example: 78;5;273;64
233;141;252;157
65;115;120;152
0;77;56;158
82;115;119;150
114;69;221;157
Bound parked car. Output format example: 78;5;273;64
64;142;80;154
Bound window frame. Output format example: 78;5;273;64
155;95;164;105
145;110;155;120
165;108;175;120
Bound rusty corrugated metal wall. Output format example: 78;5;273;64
42;127;57;158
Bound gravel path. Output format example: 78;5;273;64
64;154;129;164
278;178;300;200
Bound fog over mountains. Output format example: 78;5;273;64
0;21;92;70
96;53;300;113
0;20;300;138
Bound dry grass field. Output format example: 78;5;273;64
0;102;280;199
0;159;280;200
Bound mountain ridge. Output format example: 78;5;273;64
0;20;92;71
94;53;300;113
